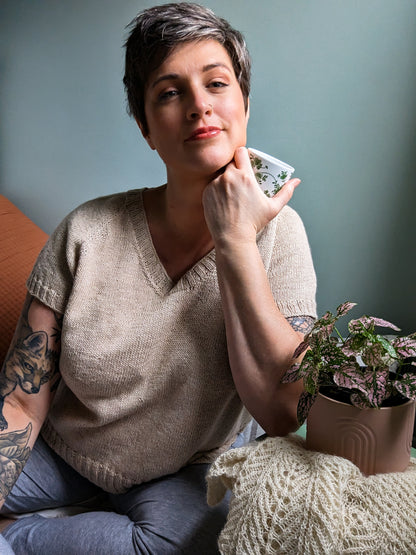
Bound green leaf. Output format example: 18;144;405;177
376;335;398;359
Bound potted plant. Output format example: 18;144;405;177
282;302;416;474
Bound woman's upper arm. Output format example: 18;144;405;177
286;315;315;337
0;294;62;430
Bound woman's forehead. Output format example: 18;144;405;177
149;40;233;82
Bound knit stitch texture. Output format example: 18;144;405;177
207;435;416;554
26;189;317;493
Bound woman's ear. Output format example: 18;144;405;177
245;98;250;124
136;118;156;150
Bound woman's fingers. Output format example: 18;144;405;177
203;147;301;243
233;146;254;175
270;178;301;212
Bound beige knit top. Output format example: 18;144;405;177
27;189;317;493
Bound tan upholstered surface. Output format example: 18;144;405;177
0;195;48;365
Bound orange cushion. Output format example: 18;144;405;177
0;195;48;365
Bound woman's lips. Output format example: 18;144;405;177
185;127;222;141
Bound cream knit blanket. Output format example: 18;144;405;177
207;435;416;554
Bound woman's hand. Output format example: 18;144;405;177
202;146;300;246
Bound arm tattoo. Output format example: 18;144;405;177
51;311;63;345
0;298;61;431
0;424;32;502
286;315;315;335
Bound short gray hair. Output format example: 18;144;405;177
123;2;251;134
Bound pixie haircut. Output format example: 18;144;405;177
123;2;251;134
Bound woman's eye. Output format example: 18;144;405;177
158;89;179;101
209;81;228;89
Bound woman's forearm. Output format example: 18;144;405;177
0;295;61;507
215;238;304;435
202;147;308;434
0;411;35;509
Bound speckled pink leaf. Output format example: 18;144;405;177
297;391;316;425
393;374;416;400
336;302;357;317
392;337;416;358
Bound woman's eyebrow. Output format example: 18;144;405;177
150;63;232;89
150;73;179;89
202;62;232;73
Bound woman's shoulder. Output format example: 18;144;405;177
69;189;141;221
275;204;305;230
59;188;144;238
263;205;308;244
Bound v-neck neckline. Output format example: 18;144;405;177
126;189;217;296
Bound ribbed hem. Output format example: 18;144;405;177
26;274;66;314
41;421;131;494
277;299;317;319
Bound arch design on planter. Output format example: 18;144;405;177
335;418;377;475
306;393;416;475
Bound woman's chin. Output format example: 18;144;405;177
196;152;234;175
166;146;237;182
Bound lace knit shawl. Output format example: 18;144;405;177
207;435;416;554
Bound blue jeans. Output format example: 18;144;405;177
1;436;233;554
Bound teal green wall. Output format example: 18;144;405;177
1;0;415;332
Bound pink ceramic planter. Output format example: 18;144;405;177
306;392;416;475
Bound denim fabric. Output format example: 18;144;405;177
0;534;15;554
1;436;231;554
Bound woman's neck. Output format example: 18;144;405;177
142;178;215;282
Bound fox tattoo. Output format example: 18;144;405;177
0;331;59;431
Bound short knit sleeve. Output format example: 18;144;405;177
26;195;116;314
26;213;79;314
266;206;317;319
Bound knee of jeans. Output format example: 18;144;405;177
131;511;224;554
131;523;182;555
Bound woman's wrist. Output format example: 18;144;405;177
213;237;259;268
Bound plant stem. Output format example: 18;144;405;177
334;326;345;343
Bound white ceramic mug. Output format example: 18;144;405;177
248;148;295;197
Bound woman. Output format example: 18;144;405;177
0;3;316;553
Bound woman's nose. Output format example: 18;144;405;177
186;90;213;120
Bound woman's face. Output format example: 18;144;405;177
141;39;249;181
